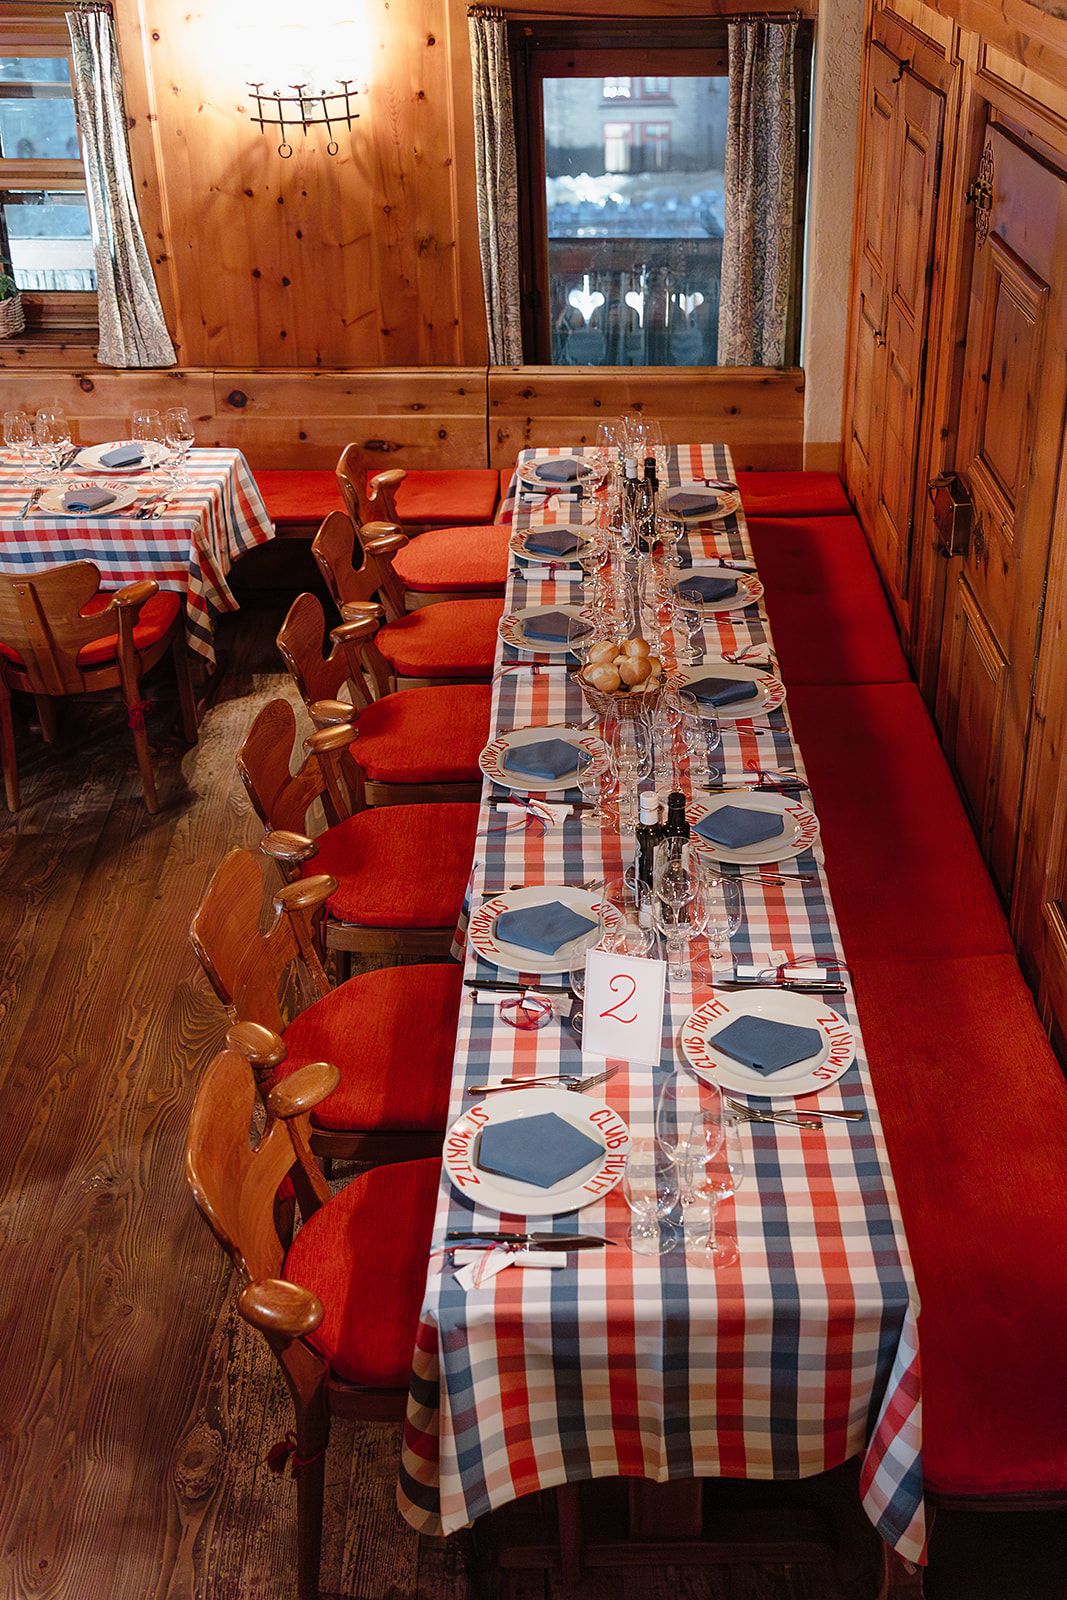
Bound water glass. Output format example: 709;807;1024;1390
577;749;616;825
699;870;743;961
163;405;195;483
35;409;71;478
623;1138;680;1255
685;1110;746;1266
651;838;701;981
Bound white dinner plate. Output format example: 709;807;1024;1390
509;525;596;565
479;726;610;794
444;1085;631;1216
680;989;857;1098
37;480;139;518
673;564;763;613
74;440;169;473
468;883;620;974
517;458;599;491
498;604;594;656
687;790;820;865
660;483;743;524
671;662;787;722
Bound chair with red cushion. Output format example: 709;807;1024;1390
276;591;486;804
787;682;1014;962
850;951;1067;1507
252;469;346;533
364;462;501;530
737;470;851;518
0;561;197;813
747;515;909;684
238;697;478;964
190;846;459;1163
336;446;508;602
186;1038;440;1599
311;511;500;684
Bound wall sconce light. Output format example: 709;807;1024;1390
246;80;360;157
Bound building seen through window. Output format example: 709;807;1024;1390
0;50;96;294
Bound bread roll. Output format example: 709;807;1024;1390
588;640;617;665
621;637;651;659
619;656;652;686
586;663;621;693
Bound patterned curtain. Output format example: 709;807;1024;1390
468;8;523;365
717;19;797;367
65;8;176;368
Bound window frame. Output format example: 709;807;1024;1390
0;14;96;333
510;17;813;368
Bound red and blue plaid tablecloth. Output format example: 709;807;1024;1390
0;449;274;666
399;444;926;1564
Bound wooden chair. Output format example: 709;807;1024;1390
335;448;508;605
335;441;500;532
238;697;479;963
275;592;486;805
186;1037;439;1600
0;561;198;813
312;511;500;685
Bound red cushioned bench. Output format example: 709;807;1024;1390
252;470;345;534
736;470;851;518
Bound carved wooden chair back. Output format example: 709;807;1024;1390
335;442;374;526
190;847;333;1041
238;697;361;835
276;592;392;724
0;562;155;695
311;509;406;622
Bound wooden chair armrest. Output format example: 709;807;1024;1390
363;531;408;559
275;874;337;914
304;723;356;755
309;698;356;728
262;829;318;867
239;1278;324;1339
362;519;404;540
268;1060;341;1120
111;579;159;619
335;606;383;635
226;1020;287;1070
369;468;406;492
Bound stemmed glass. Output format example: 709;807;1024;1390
623;1138;680;1255
609;715;652;832
131;408;164;485
4;411;34;474
35;409;71;480
577;745;616;825
685;1110;746;1266
674;584;706;666
656;1074;722;1245
698;870;743;963
567;612;595;672
678;690;722;786
163;405;195;484
650;837;701;983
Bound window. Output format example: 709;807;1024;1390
512;20;810;368
0;17;96;331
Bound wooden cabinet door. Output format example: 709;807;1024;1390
869;73;943;601
936;126;1067;899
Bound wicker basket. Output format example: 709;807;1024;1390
577;670;663;721
0;292;25;340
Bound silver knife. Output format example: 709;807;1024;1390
445;1232;613;1250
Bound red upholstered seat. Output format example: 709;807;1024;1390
281;961;461;1135
377;598;501;679
304;801;478;926
737;471;851;518
748;515;909;684
252;470;345;526
0;588;181;670
787;683;1013;960
499;468;515;503
391;525;509;594
350;684;490;784
381;469;501;527
285;1155;440;1386
851;952;1067;1501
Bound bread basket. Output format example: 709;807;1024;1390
576;671;663;721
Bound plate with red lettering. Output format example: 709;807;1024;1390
444;1086;631;1215
468;885;621;974
679;990;856;1097
687;791;820;866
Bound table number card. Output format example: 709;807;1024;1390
582;949;667;1067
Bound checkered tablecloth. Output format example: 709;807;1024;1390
0;449;274;666
399;444;925;1564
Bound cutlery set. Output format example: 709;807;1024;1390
467;1066;619;1096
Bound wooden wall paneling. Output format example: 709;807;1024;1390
444;0;489;366
0;369;217;443
488;367;805;472
922;0;1067;98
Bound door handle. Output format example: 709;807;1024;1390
928;473;974;558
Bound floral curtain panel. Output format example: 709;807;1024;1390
468;8;523;366
65;8;176;368
717;18;798;367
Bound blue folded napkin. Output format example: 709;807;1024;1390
534;457;583;484
503;738;589;781
687;675;760;707
696;805;785;850
62;487;116;513
495;899;597;955
523;609;591;644
476;1112;604;1188
669;489;720;517
711;1015;823;1075
525;528;581;557
99;444;145;468
677;574;738;604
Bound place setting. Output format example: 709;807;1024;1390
670;662;788;721
479;724;611;794
687;789;821;866
497;603;596;656
659;480;743;525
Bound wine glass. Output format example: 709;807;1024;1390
674;584;706;666
651;838;700;982
163;405;195;484
698;870;743;963
623;1138;680;1256
3;411;33;473
678;691;722;785
655;1072;717;1169
35;409;71;480
685;1110;746;1266
577;746;616;825
131;408;164;447
567;612;595;671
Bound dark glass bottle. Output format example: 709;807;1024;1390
661;790;690;843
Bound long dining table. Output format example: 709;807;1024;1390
398;443;926;1566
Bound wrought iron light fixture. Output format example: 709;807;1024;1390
246;80;360;157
